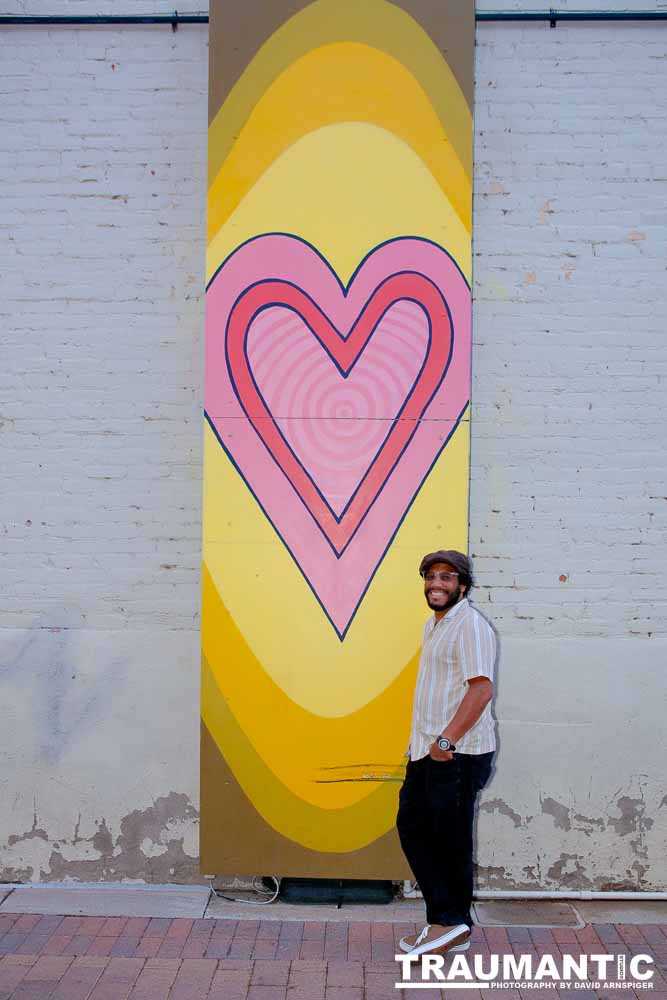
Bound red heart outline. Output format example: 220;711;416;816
226;272;453;554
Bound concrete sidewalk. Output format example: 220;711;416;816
0;889;665;999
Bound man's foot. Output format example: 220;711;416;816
399;923;471;955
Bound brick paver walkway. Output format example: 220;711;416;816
0;914;665;998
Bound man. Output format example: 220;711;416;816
396;549;496;956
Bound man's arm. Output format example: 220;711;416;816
429;677;493;760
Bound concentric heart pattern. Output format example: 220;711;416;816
205;233;471;638
202;0;476;874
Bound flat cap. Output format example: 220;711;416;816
419;549;474;585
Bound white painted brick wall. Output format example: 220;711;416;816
471;7;667;650
1;1;665;887
0;9;207;637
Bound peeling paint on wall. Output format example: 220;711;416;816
608;795;653;837
546;853;594;888
572;813;605;832
479;798;522;828
7;811;48;848
2;795;201;884
541;796;572;831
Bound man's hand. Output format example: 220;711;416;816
428;741;454;762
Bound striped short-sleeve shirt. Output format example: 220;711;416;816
409;597;497;760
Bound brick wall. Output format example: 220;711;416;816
1;1;665;889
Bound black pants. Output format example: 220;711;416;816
396;752;494;928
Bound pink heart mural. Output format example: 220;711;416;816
205;235;470;638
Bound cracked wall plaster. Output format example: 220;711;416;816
2;794;201;884
479;799;523;828
541;797;572;832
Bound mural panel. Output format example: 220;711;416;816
202;0;474;877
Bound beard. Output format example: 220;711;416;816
426;584;463;612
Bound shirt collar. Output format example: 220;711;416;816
429;596;469;628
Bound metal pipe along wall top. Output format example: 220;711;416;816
1;10;667;27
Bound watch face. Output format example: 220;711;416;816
438;738;450;750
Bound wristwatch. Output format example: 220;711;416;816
437;736;456;752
